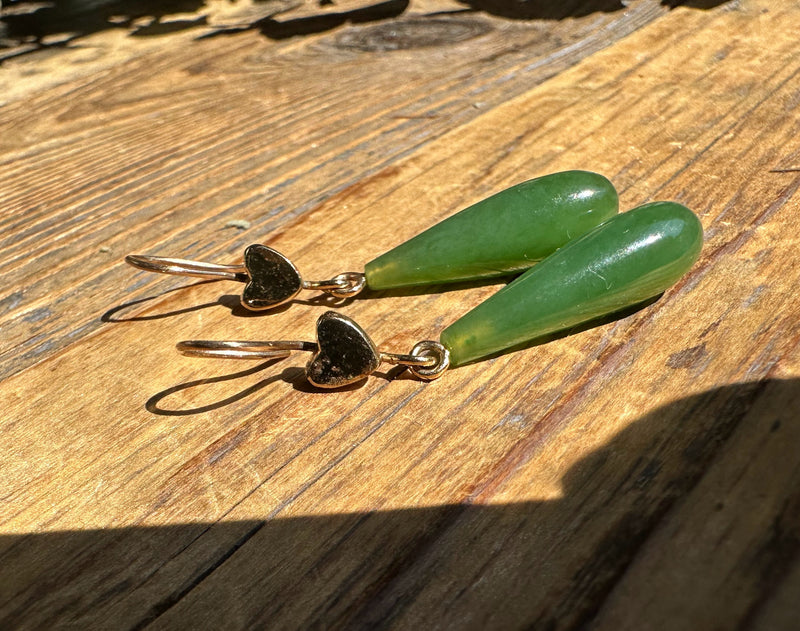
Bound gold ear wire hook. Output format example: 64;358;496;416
125;246;366;310
125;255;246;281
176;340;317;360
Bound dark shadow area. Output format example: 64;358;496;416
456;0;730;21
200;0;731;42
662;0;731;6
455;0;626;21
0;0;208;61
252;0;410;40
2;379;798;628
101;279;225;322
147;355;374;414
1;0;734;61
101;287;359;322
145;359;303;415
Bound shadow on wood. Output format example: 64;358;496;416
455;0;730;21
0;0;208;61
1;0;735;59
222;0;733;42
2;378;798;628
144;359;307;415
253;0;411;40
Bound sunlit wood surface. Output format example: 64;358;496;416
2;0;799;628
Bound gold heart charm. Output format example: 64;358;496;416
241;245;303;310
306;312;381;388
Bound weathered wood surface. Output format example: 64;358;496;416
2;0;800;628
0;0;686;377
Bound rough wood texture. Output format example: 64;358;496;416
2;0;799;628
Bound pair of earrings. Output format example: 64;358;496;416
127;170;702;388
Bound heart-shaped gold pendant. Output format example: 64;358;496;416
241;245;303;310
306;312;381;388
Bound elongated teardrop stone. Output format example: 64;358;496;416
440;201;703;366
364;170;618;290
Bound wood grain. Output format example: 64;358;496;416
0;0;674;380
2;0;800;629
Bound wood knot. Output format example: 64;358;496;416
666;343;709;370
333;17;492;52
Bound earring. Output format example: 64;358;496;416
176;201;702;388
126;170;618;310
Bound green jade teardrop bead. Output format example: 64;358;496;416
440;201;703;367
364;170;618;290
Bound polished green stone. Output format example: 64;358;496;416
440;201;703;366
364;170;618;290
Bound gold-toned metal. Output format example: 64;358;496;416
407;340;450;380
125;255;246;281
125;246;365;310
176;340;316;360
303;272;367;298
379;351;437;368
176;311;449;387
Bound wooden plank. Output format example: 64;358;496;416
0;0;299;87
0;0;677;379
2;0;800;629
